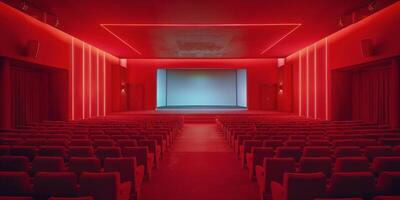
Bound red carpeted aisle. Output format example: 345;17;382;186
141;123;258;200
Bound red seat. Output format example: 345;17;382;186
32;156;65;174
0;197;34;200
373;196;400;200
303;146;331;157
328;172;375;198
45;139;67;146
38;146;67;158
69;140;92;146
0;156;29;172
123;147;153;180
255;158;296;196
376;172;400;195
92;139;115;147
241;140;263;168
23;139;45;147
276;147;302;161
95;147;122;163
138;139;160;168
104;157;145;199
10;146;37;161
48;197;94;200
68;157;101;176
334;147;362;157
306;140;331;147
334;157;370;172
365;146;394;161
284;140;306;147
33;172;77;198
380;138;400;146
0;172;32;196
115;139;137;148
0;145;10;155
247;147;275;180
372;156;400;173
299;157;332;176
79;172;131;200
271;172;326;200
263;140;284;149
69;146;95;157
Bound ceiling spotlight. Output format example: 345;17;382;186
55;18;60;27
338;17;344;28
368;1;376;11
20;1;29;11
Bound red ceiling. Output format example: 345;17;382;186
4;0;398;58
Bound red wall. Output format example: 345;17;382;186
0;2;125;128
283;1;400;127
127;59;278;110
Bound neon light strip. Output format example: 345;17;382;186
103;52;106;116
97;49;100;117
100;23;302;56
299;50;302;116
260;24;301;55
325;38;329;120
82;42;85;119
89;46;92;118
314;44;317;119
71;37;75;120
306;47;309;118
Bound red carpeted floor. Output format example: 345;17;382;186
141;123;258;200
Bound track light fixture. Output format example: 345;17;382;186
20;1;28;11
338;16;344;28
368;1;376;11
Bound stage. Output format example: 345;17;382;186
108;109;297;123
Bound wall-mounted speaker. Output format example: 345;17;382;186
26;40;40;58
361;39;374;57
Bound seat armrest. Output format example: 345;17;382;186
271;181;285;200
119;181;132;200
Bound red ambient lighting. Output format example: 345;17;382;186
100;23;302;56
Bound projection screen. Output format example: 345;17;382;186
157;69;247;108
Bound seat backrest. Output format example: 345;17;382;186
45;139;67;146
379;138;400;146
376;171;400;195
365;146;394;161
104;157;137;182
0;156;29;172
32;156;65;174
48;197;94;200
334;146;362;157
33;172;77;198
263;140;284;148
303;147;331;157
38;146;67;158
252;147;275;166
116;139;137;147
95;147;122;160
284;172;326;200
306;140;331;147
69;146;95;157
138;140;157;153
0;171;32;196
68;157;101;176
69;140;92;146
276;147;302;161
372;156;400;173
243;140;263;154
299;157;332;176
334;157;370;172
0;145;11;156
93;139;115;147
264;158;296;192
79;172;120;200
329;172;375;198
284;140;306;147
122;147;148;167
10;146;37;161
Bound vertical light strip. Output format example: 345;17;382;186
82;41;85;119
306;47;309;118
103;52;106;116
325;38;329;120
71;37;75;120
96;49;100;117
299;50;302;116
89;46;92;118
314;43;317;119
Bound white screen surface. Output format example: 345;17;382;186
166;69;237;106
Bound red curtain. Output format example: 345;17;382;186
11;67;49;127
352;65;392;125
